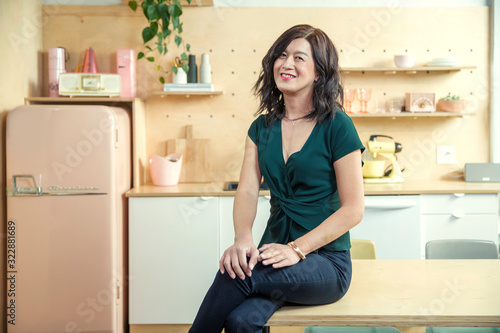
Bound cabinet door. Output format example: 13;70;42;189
422;214;498;245
129;197;219;324
350;195;421;259
219;196;271;255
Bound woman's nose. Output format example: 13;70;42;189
282;56;294;69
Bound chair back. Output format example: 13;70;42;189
351;239;377;260
425;239;499;259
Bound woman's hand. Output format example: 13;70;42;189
258;243;301;268
219;239;259;280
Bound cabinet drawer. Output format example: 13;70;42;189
421;194;498;214
422;214;498;245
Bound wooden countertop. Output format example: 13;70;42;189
267;259;500;327
126;179;500;197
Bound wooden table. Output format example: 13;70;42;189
266;260;500;327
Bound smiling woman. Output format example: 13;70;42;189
189;24;365;333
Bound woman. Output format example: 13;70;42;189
189;24;365;333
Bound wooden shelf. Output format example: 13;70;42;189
25;97;136;104
342;66;476;74
348;111;474;118
152;91;223;98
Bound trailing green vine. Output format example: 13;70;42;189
128;0;191;83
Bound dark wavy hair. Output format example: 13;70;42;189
253;24;344;125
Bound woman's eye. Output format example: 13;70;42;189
296;56;304;61
280;53;287;58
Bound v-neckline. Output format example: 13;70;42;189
280;119;318;166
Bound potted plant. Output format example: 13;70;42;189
436;93;468;112
128;0;191;83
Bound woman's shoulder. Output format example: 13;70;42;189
322;110;354;128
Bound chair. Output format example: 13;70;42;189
425;239;499;259
304;240;402;333
350;239;377;259
425;239;499;333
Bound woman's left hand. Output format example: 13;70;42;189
258;243;301;268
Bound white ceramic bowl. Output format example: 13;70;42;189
394;55;416;68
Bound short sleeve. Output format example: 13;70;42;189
331;111;365;162
247;115;265;145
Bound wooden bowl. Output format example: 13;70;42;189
436;99;468;112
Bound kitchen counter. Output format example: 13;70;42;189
126;179;500;197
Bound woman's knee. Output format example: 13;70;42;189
224;306;267;333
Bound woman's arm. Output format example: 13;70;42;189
259;149;364;268
219;135;262;280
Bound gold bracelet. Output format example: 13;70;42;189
287;241;306;260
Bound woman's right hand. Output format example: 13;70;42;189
219;239;259;280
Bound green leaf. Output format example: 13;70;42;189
141;1;149;19
147;56;155;62
175;35;182;47
160;76;165;84
168;3;182;18
137;52;144;60
186;0;192;3
146;3;159;21
163;28;172;37
182;64;189;74
128;1;137;11
157;42;163;54
150;21;158;35
163;42;167;55
172;15;180;30
146;45;153;52
186;44;191;52
177;22;183;34
158;3;170;24
172;66;178;75
181;52;188;61
142;26;155;44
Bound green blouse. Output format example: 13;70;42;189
248;111;364;252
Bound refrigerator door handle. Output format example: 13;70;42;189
12;174;42;196
8;174;107;196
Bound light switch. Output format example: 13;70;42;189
437;146;456;164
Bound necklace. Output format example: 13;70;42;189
284;113;310;126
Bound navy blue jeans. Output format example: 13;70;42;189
189;250;352;333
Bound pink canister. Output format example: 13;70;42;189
48;47;67;97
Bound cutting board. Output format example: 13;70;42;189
167;125;211;183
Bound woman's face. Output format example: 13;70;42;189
273;38;318;98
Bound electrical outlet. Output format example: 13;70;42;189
437;146;456;164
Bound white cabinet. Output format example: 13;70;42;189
420;194;499;257
219;196;271;254
128;193;500;324
350;195;421;259
128;197;219;324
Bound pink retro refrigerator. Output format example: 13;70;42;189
6;104;131;333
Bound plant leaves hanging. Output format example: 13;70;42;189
142;27;155;44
